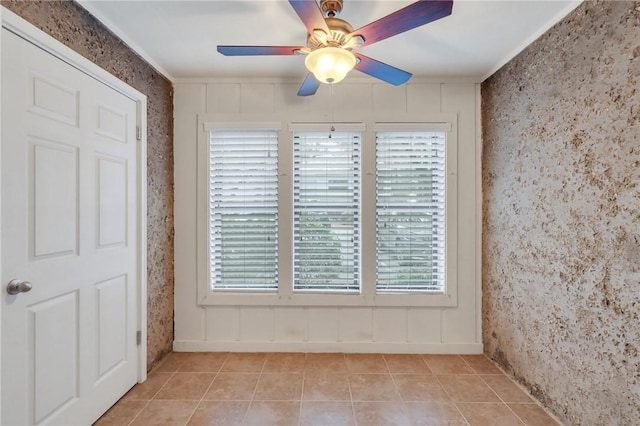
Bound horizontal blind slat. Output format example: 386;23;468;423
375;131;446;294
209;129;279;291
293;131;361;292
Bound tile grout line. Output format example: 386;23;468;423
418;353;435;375
481;354;565;425
460;355;527;425
126;354;181;426
111;352;561;426
476;372;528;426
240;352;269;425
181;353;229;426
458;355;511;425
403;354;466;425
343;354;359;426
433;355;473;426
124;400;152;426
382;353;411;423
297;353;307;426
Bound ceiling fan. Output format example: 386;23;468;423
217;0;453;96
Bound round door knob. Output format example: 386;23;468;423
7;279;32;295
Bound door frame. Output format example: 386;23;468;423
0;8;148;417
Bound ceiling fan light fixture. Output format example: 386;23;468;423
304;46;356;84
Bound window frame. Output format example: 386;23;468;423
208;128;280;292
292;129;362;293
197;115;458;307
375;128;447;294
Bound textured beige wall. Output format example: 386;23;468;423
482;1;639;424
2;0;175;370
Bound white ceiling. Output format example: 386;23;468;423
79;0;582;83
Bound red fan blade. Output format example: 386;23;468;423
217;46;304;56
354;54;412;86
297;73;321;96
289;0;330;35
350;0;453;48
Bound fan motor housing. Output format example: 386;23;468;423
307;17;354;49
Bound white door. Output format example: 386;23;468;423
1;28;139;425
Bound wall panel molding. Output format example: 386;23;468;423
174;80;481;353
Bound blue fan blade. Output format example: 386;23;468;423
354;54;412;86
297;73;321;96
217;46;303;56
350;0;453;47
289;0;329;35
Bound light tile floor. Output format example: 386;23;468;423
94;352;561;426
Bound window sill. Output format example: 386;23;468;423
198;290;457;307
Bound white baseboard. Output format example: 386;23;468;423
173;340;483;354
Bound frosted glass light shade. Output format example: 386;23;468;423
304;47;356;84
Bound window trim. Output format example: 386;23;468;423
196;114;458;307
292;129;362;293
208;127;280;291
374;125;449;293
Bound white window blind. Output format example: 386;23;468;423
375;131;446;293
293;131;361;292
209;130;278;291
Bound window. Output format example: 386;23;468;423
293;131;361;292
375;131;446;293
199;119;456;306
208;130;278;291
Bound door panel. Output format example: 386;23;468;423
97;156;128;248
95;275;128;378
29;73;79;126
96;105;128;143
2;28;139;425
30;292;79;424
32;139;79;258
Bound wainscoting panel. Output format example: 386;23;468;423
174;80;482;354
